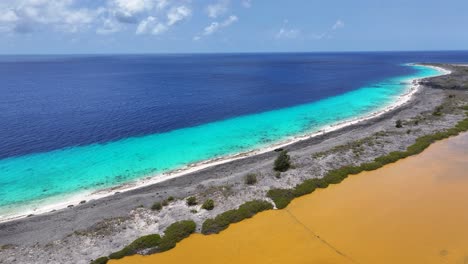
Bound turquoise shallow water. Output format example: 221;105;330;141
0;65;442;219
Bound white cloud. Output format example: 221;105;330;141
136;15;155;34
136;16;167;35
152;22;167;34
206;0;229;18
194;14;238;40
332;19;344;30
111;0;165;15
167;6;191;26
0;10;18;23
134;5;190;36
275;27;300;39
0;0;97;33
203;15;237;35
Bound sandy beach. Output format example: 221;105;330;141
0;63;466;264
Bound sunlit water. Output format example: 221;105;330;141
113;133;468;264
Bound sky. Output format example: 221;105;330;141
0;0;467;54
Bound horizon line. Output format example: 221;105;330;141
1;49;468;56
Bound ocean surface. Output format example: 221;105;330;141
1;51;468;219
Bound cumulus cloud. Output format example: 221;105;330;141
206;0;229;18
194;14;238;40
0;0;190;36
133;5;190;36
110;0;168;24
0;0;96;33
204;15;237;35
167;6;191;26
107;1;191;35
136;16;167;35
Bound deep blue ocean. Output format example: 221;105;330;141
1;51;468;219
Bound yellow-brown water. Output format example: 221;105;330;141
112;133;468;264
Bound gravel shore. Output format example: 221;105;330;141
1;64;467;264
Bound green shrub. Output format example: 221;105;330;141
293;178;328;197
267;189;294;209
274;150;291;172
201;200;273;234
167;196;175;202
158;220;196;252
127;234;162;250
202;199;215;210
151;202;162;211
108;234;162;259
186;196;197;206
359;161;383;171
90;257;109;264
395;119;403;128
108;249;130;260
162;200;168;206
244;173;257;185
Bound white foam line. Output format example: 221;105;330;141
0;64;451;224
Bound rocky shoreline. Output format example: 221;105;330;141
1;64;467;264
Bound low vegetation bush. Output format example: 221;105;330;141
244;173;257;185
158;220;196;252
90;257;109;264
201;200;273;234
274;150;291;172
105;220;195;262
151;202;162;211
266;189;294;209
186;196;197;206
108;234;162;259
268;113;468;209
395;119;403;128
202;199;215;210
167;196;175;202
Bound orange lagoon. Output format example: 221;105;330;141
112;132;468;264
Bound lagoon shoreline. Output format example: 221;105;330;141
1;63;467;264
